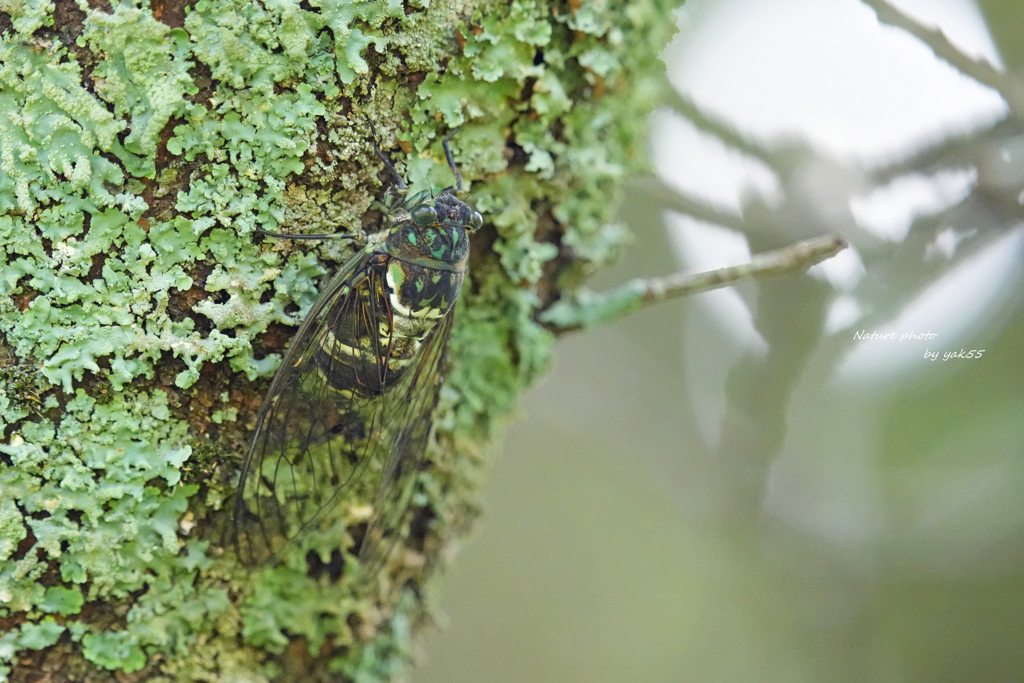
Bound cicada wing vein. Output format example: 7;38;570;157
356;312;455;581
232;246;456;581
233;246;383;565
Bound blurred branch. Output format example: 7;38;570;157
632;176;747;231
862;0;1024;115
541;236;847;332
856;192;1012;317
712;267;834;527
663;88;779;167
870;117;1018;184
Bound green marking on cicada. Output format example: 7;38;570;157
387;262;406;291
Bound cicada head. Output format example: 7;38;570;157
383;189;480;270
423;192;483;233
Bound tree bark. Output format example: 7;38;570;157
0;0;683;680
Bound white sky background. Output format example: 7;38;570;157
650;0;1019;385
664;0;1005;162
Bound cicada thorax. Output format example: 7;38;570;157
313;194;470;400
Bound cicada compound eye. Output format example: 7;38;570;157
410;204;438;225
470;211;483;231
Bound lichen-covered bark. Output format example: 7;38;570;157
0;0;682;680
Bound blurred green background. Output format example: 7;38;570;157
416;1;1024;681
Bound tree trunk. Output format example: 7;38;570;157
0;0;683;680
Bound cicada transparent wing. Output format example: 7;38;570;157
356;312;455;579
231;244;453;574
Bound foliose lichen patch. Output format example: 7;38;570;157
0;0;682;679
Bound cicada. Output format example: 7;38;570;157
232;127;483;579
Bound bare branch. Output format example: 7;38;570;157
542;236;848;332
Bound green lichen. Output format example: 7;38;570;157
80;5;196;160
38;585;84;615
0;0;683;679
81;630;147;673
0;0;53;36
0;616;64;679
